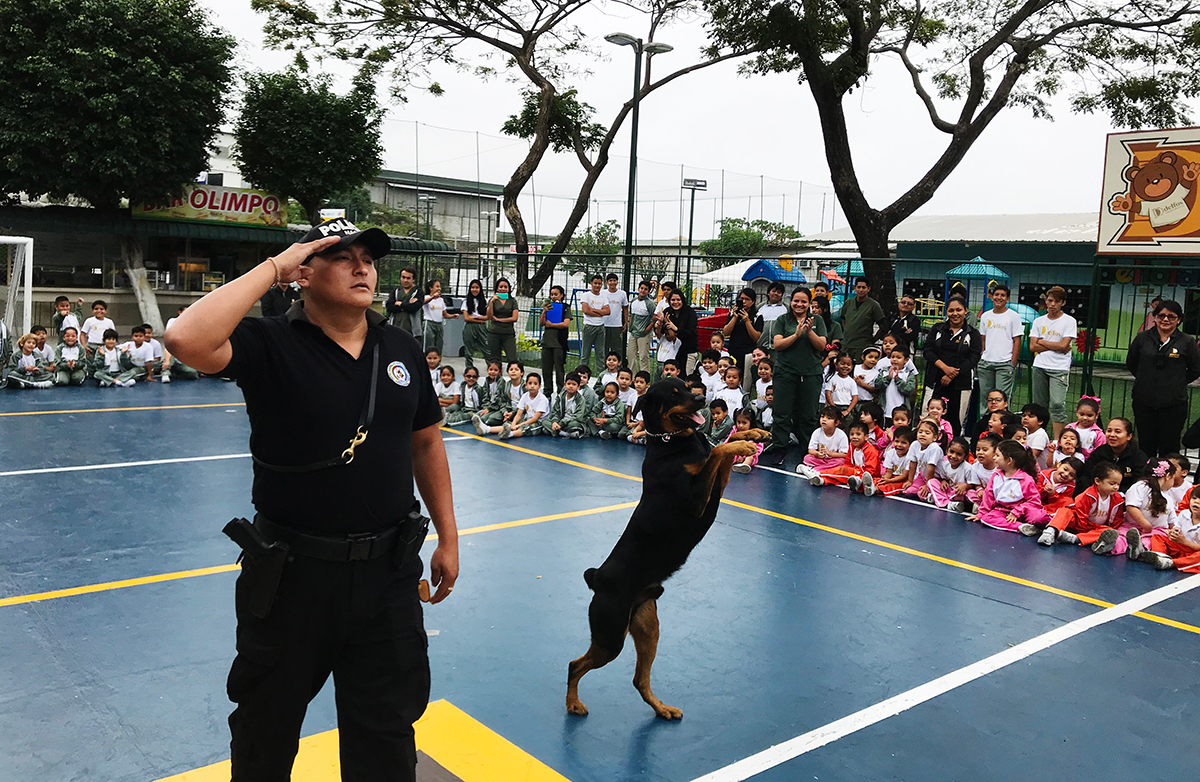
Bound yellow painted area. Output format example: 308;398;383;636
0;402;246;417
152;699;569;782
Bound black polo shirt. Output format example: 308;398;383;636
222;302;442;534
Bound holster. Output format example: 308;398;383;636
394;503;431;571
223;517;289;619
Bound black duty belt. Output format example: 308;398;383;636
254;512;401;562
252;343;380;474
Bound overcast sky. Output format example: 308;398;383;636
200;0;1199;243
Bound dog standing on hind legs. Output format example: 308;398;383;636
566;379;769;720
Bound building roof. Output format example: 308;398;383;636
376;170;505;197
805;213;1100;244
945;260;1010;280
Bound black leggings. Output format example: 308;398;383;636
1133;400;1188;459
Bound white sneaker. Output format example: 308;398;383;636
599;430;612;440
118;379;135;387
795;464;816;479
471;414;488;436
161;372;171;384
732;463;751;474
569;431;585;440
1125;529;1144;561
847;476;862;493
1057;530;1079;545
1019;523;1040;537
499;422;513;440
946;501;966;513
860;473;875;495
1037;527;1058;547
1092;528;1119;555
809;474;825;486
1152;553;1177;571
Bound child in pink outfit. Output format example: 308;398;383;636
924;397;956;440
927;438;975;509
968;440;1048;532
798;406;849;477
1071;397;1106;458
728;408;766;474
903;420;946;500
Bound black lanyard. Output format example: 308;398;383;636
252;343;380;474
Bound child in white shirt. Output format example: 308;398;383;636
433;366;462;410
1021;403;1052;470
698;349;723;400
713;365;747;415
824;354;859;418
80;300;116;355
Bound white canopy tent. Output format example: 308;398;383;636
2;236;33;338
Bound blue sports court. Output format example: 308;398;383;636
2;380;1197;781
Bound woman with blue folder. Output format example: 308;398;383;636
540;285;572;397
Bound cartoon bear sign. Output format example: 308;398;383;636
1110;150;1200;232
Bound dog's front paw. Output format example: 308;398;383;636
653;703;683;720
746;428;771;441
566;697;589;716
728;440;759;457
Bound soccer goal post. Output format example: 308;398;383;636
1;236;34;339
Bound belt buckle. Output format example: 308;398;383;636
346;532;376;561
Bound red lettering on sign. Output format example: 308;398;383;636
263;197;278;214
189;190;208;209
248;194;263;212
227;193;247;212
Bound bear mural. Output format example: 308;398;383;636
1110;150;1200;233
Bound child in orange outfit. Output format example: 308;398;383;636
1136;491;1200;571
1037;457;1084;515
1027;461;1124;548
812;420;880;491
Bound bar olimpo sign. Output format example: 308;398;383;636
134;185;286;228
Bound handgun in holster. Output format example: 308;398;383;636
394;503;431;571
223;517;289;619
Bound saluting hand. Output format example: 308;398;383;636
271;235;342;284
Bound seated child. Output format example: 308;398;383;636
472;360;524;432
1035;457;1084;516
1110;459;1179;556
620;371;652;439
660;359;681;380
445;367;483;426
499;373;550;439
796;406;849;478
656;328;681;381
823;354;858;421
594;382;628;440
713;364;747;415
884;407;912;449
617;367;638;411
433;366;461;410
574;364;598;394
425;348;442;386
954;433;1001;513
1021;403;1051;469
1137;490;1200;571
754;360;773;410
32;326;54;370
729;408;767;474
872;344;917;424
873;426;916;497
473;361;505;426
698;349;723;400
1071;397;1106;457
542;372;596;439
966;440;1048;532
857;402;889;452
6;333;55;389
141;324;165;378
1012;428;1027;447
923;397;955;440
599;351;622;388
54;327;88;386
704;398;734;447
80;300;115;356
926;437;975;509
710;331;730;358
1046;427;1080;466
118;326;155;383
163;305;201;381
1034;461;1124;548
759;385;774;428
811;420;880;490
1164;453;1193;510
52;296;84;341
903;420;947;500
90;328;132;387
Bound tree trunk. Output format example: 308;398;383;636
506;81;557;296
120;235;165;333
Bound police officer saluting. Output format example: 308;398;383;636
165;218;458;781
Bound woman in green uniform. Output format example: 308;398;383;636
486;277;519;365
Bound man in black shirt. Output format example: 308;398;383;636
887;294;922;352
259;279;299;317
165;219;458;781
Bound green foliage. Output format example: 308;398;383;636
698;219;803;266
233;69;384;224
501;89;607;155
358;201;447;242
0;0;235;207
561;219;622;274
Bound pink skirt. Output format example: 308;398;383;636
804;454;845;471
927;478;968;509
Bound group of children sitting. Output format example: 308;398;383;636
2;298;198;389
792;389;1199;573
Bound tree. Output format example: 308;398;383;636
251;0;758;294
704;0;1200;306
562;219;623;275
698;218;803;265
233;69;384;225
0;0;234;329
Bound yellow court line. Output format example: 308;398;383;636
0;503;636;610
441;427;644;483
0;402;246;417
450;431;1200;636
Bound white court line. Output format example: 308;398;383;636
691;574;1200;782
0;453;252;478
1;433;475;477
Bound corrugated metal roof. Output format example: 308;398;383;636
806;213;1099;244
376;170;505;197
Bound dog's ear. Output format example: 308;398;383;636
633;391;653;421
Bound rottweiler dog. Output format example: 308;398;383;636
566;378;770;719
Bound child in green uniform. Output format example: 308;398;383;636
473;360;504;424
6;333;55;389
54;327;88;386
573;364;601;411
52;296;84;342
705;399;735;447
445;367;484;426
594;382;628;440
542;372;596;438
90;329;132;387
472;360;524;432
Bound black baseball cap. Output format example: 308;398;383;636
301;218;391;260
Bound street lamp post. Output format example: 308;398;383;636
682;178;706;287
606;32;672;292
419;194;437;240
481;210;500;279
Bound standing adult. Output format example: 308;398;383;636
755;282;788;350
1029;286;1078;439
385;267;425;338
812;296;842;349
923;297;982;436
662;290;700;374
539;285;571;398
163;221;458;781
838;277;886;360
259;279;300;317
603;273;628;362
626;280;655;376
1126;299;1200;458
975;284;1024;416
579;274;610;370
460;279;490;372
722;287;761;376
486;277;519;365
886;294;922;353
761;287;827;467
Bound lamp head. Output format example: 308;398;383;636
605;32;639;47
644;42;673;55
